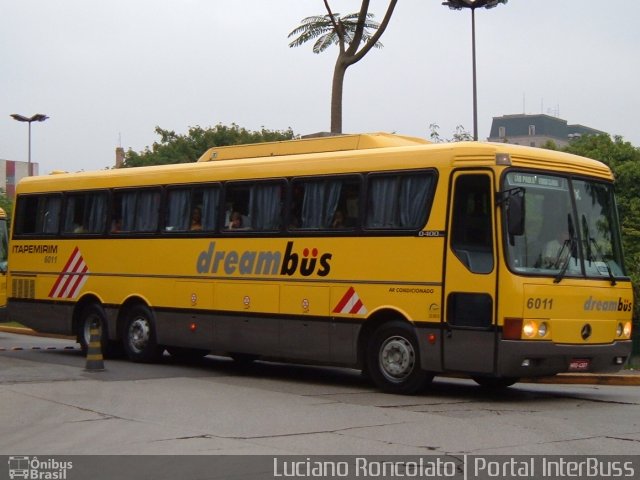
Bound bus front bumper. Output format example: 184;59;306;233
497;339;632;378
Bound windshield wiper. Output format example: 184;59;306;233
582;214;616;285
554;214;577;284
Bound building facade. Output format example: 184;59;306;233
488;114;606;148
0;159;38;198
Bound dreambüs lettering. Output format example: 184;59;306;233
583;296;632;312
196;241;332;277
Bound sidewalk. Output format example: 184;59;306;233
1;325;638;386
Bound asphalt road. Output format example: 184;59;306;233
1;331;639;457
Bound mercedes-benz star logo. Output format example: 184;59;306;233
581;323;592;341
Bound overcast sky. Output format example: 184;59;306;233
2;0;639;174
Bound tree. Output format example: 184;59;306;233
428;123;473;143
563;134;640;325
0;190;12;220
122;123;295;168
289;0;398;134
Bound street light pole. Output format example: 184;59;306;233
10;113;49;176
442;0;507;141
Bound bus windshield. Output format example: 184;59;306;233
504;171;626;279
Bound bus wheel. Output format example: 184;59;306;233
472;375;519;389
79;304;108;356
123;305;164;363
366;321;431;394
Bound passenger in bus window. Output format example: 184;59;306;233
331;210;345;228
228;211;244;229
190;207;202;231
111;218;122;233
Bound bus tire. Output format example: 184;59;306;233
123;305;164;363
366;321;431;394
78;304;108;357
472;375;519;389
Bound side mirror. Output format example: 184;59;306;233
507;193;525;237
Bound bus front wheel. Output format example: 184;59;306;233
123;305;164;363
366;321;432;394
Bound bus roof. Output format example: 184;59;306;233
15;134;613;193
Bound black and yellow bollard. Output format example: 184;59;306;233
85;321;105;372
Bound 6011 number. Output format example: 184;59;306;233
527;297;554;310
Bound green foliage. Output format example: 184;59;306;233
288;12;382;53
563;134;640;328
0;190;13;220
122;124;295;168
428;123;472;143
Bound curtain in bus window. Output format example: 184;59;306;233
36;196;61;234
366;177;399;228
201;188;219;231
85;193;107;233
120;192;137;231
399;174;432;228
63;196;80;233
301;181;342;229
136;190;160;232
249;184;281;230
166;189;190;231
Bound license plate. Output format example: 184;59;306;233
569;358;591;371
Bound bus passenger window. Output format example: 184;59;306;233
366;172;434;229
291;176;360;230
112;189;160;233
14;194;62;236
63;192;107;234
224;182;283;231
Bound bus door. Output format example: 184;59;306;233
442;172;497;373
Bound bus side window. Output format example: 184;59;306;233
292;176;360;230
14;194;62;236
63;192;107;234
112;188;160;233
365;172;434;229
451;175;494;274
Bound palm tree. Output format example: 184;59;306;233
289;0;398;134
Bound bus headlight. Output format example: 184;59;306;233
623;321;632;338
617;323;623;337
523;320;536;338
538;322;548;338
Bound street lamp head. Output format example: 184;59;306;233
11;113;49;123
442;0;507;10
31;114;49;122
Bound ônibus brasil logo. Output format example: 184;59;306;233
8;456;73;480
196;241;332;277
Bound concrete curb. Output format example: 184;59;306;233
0;325;75;340
522;373;640;387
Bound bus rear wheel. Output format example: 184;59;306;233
366;321;432;394
123;305;164;363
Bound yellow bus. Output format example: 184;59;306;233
7;133;633;393
0;207;8;321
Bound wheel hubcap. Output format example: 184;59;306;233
129;318;150;353
379;335;415;382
